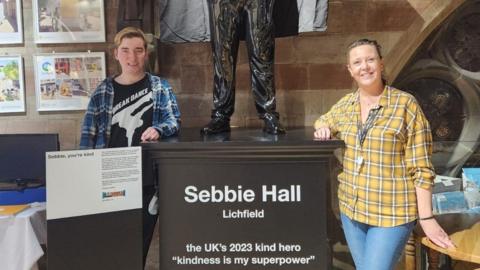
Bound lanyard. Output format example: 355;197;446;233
357;105;382;146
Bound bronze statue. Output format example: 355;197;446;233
121;0;328;135
201;0;286;135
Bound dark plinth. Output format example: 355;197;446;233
47;210;143;270
142;128;343;270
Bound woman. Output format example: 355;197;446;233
313;39;455;270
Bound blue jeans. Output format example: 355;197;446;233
340;214;415;270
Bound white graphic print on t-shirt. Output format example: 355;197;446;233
111;91;153;146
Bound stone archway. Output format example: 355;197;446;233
392;0;480;176
385;0;465;80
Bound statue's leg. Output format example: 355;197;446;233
209;0;241;118
245;0;285;134
201;0;242;134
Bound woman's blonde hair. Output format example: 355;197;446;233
346;38;383;60
114;27;147;49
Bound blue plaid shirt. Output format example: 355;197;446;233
80;73;180;149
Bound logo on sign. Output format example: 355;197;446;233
102;190;126;199
41;61;54;74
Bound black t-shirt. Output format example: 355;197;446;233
108;75;153;148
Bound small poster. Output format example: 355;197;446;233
0;0;23;44
0;55;25;113
34;52;106;111
46;147;143;220
33;0;105;43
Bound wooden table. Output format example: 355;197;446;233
405;213;480;270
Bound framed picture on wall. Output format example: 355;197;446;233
0;55;25;113
0;0;23;44
34;52;106;111
32;0;105;44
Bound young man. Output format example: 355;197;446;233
80;27;180;265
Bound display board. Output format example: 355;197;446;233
46;147;143;270
0;55;25;113
34;52;106;111
32;0;105;43
0;0;23;44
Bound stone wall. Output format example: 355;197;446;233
0;0;460;149
157;0;440;129
0;0;121;149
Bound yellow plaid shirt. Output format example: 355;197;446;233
315;86;434;227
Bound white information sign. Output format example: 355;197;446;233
46;147;142;220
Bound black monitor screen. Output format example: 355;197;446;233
0;134;59;185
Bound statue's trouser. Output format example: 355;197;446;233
208;0;277;119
